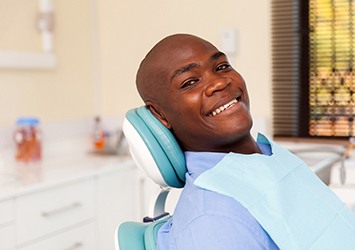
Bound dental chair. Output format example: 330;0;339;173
116;106;187;250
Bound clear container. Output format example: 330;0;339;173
14;117;42;163
93;116;105;150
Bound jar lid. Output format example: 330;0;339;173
16;117;40;126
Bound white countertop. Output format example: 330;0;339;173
0;137;134;201
1;129;354;206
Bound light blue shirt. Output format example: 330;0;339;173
156;143;279;250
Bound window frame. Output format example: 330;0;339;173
272;0;352;141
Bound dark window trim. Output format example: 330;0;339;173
299;0;310;137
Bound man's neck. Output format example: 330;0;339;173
209;134;262;154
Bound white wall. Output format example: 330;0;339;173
0;0;272;130
98;0;272;121
0;0;94;125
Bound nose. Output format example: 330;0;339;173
205;74;231;96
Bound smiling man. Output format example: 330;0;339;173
134;34;355;250
136;34;278;249
137;34;260;154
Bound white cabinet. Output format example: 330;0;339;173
0;160;141;250
0;199;15;250
16;179;95;245
96;165;139;250
18;223;95;250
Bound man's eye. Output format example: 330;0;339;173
216;64;231;71
181;79;198;89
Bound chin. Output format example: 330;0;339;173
223;115;253;133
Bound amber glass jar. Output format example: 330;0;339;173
14;117;42;163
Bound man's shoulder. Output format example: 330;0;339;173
157;180;277;250
167;187;274;249
172;179;257;230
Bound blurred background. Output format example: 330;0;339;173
2;1;355;249
0;0;271;127
0;1;272;249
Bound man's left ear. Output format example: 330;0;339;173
146;104;172;129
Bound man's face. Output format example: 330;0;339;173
150;37;253;152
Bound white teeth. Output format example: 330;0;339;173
209;99;238;117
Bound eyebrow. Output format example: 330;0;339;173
171;63;199;80
171;51;226;80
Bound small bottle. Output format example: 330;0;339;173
93;116;105;150
14;117;42;163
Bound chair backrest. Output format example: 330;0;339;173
123;106;187;188
116;106;187;250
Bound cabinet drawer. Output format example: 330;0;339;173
0;199;15;250
19;222;95;250
0;224;15;250
16;179;95;244
0;199;14;225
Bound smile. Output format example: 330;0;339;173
208;98;239;117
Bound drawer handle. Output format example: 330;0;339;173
0;221;13;227
63;242;83;250
41;202;82;218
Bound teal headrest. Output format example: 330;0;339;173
123;106;186;188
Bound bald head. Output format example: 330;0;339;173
136;34;218;105
134;33;257;153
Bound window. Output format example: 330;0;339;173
272;0;355;138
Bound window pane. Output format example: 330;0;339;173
309;0;355;137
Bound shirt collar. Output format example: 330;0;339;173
184;140;272;179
